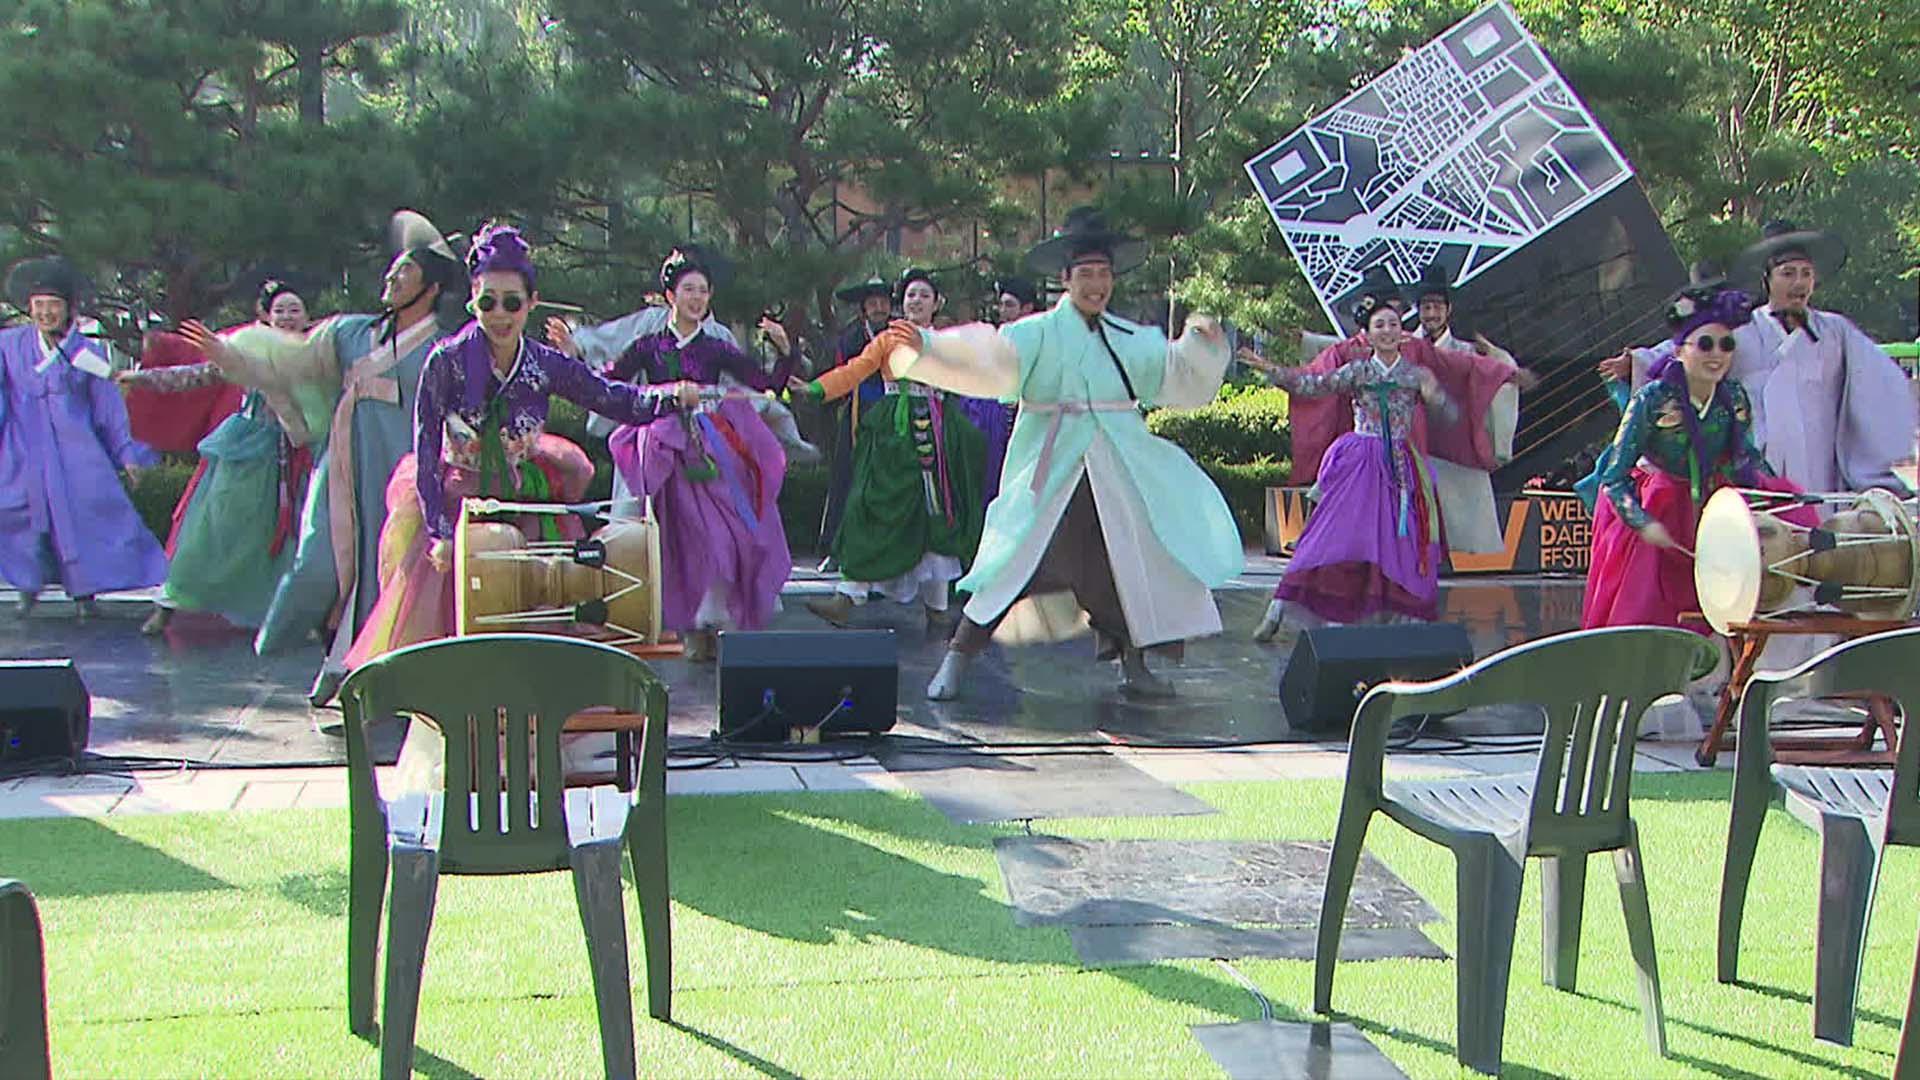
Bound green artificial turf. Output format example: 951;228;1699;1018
2;772;1914;1077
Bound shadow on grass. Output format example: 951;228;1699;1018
670;1020;804;1080
667;793;1255;1016
411;1044;482;1080
276;868;349;918
1573;987;1894;1080
1327;1010;1560;1080
0;818;231;897
1728;977;1904;1033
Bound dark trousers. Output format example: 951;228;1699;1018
949;478;1133;657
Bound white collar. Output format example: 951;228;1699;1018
671;322;702;349
387;313;439;359
490;338;526;388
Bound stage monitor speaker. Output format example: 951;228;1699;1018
716;630;897;742
0;659;91;765
1279;624;1473;734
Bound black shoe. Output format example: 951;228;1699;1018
308;668;346;708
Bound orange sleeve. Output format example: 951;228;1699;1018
814;333;893;401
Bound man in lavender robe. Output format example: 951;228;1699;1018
1729;221;1915;493
0;257;166;615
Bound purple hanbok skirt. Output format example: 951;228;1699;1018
610;395;790;632
957;397;1015;506
1273;431;1442;624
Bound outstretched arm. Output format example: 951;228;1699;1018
181;318;340;396
1153;316;1231;408
876;321;1020;401
545;349;692;427
115;361;223;393
799;325;913;402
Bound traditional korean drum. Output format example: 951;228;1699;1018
455;502;663;645
1694;487;1920;634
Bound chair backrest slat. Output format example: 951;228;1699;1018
474;705;503;837
1373;627;1711;854
1584;697;1622;817
507;710;534;834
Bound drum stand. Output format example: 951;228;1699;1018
1695;616;1908;767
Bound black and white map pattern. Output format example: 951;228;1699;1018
1244;1;1632;329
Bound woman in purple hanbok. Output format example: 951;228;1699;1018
0;257;165;616
953;276;1034;507
580;248;798;662
342;225;697;667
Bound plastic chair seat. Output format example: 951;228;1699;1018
1772;765;1894;824
1383;775;1532;844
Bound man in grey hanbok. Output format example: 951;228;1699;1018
183;212;463;703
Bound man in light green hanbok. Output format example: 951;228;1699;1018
877;208;1240;700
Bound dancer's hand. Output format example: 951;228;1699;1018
428;538;452;572
1415;366;1443;401
122;463;143;484
758;316;790;353
1596;350;1632;382
884;319;929;352
546;316;579;357
1511;367;1541;392
1639;521;1678;550
178;320;232;368
674;383;702;409
1187;314;1223;344
1236;346;1280;374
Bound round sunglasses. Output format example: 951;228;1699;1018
473;293;527;314
1691;334;1737;354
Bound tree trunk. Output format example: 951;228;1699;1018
296;41;325;125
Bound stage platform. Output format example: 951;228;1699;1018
0;558;1589;771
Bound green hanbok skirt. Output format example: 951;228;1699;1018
831;388;986;583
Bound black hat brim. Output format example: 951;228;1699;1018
4;258;92;310
835;281;890;303
1026;232;1147;277
1735;228;1848;282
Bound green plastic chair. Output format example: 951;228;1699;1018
1718;626;1920;1046
1315;625;1714;1075
0;879;50;1080
340;634;671;1080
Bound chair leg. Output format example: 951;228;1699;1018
1313;799;1374;1015
348;839;390;1040
627;808;673;1022
1452;838;1525;1076
1541;854;1588;992
380;848;441;1080
0;890;51;1080
572;840;637;1080
1812;814;1883;1046
1893;917;1920;1080
1614;823;1667;1057
1716;770;1769;984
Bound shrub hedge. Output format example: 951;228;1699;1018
1145;384;1289;466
